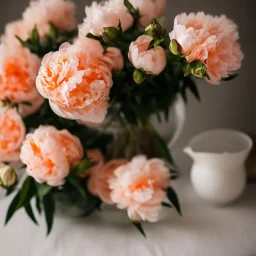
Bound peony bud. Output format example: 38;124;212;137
102;27;121;44
145;20;163;39
169;39;180;56
133;69;146;84
184;60;209;79
0;165;17;189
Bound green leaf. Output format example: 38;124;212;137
147;39;155;50
72;158;96;176
47;22;59;41
154;133;174;163
221;74;238;81
162;202;173;208
5;191;21;225
67;175;86;198
167;187;182;216
24;203;38;225
154;38;164;48
37;183;52;197
21;101;33;107
43;193;55;235
86;33;101;41
131;222;146;238
187;79;200;101
31;26;40;44
124;0;138;16
36;197;42;215
17;177;33;209
6;184;17;196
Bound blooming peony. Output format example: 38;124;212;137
36;42;113;125
20;126;84;186
22;0;76;38
79;0;133;37
109;155;170;222
130;0;166;28
1;20;29;46
129;35;167;75
169;12;243;84
0;43;44;116
96;159;128;204
85;150;104;195
0;107;26;163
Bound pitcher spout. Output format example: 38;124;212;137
183;147;195;159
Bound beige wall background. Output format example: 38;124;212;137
0;0;255;147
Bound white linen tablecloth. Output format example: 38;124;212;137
0;151;256;256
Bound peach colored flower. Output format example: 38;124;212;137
109;155;170;222
130;0;166;28
0;43;44;114
36;42;113;125
1;20;29;46
0;107;26;163
22;0;76;38
75;38;124;71
20;126;83;186
96;159;128;204
104;47;124;71
129;35;167;75
86;150;104;195
169;12;243;84
79;0;133;37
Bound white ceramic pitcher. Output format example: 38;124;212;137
184;129;253;204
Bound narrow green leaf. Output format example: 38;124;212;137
154;134;174;164
147;39;155;50
6;184;16;196
21;101;33;107
154;38;164;48
167;187;182;216
17;177;33;209
31;26;40;43
43;193;55;235
221;74;238;81
37;183;52;197
73;158;96;176
24;203;38;225
187;79;200;101
131;222;146;238
5;191;21;225
86;33;101;41
36;197;42;215
124;0;138;15
162;202;173;208
67;175;86;198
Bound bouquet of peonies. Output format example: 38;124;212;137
0;0;243;236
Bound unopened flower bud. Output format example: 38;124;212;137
145;20;163;39
184;60;208;78
0;165;17;189
102;27;121;44
133;69;146;84
169;39;180;56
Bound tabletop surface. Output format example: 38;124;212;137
0;151;256;256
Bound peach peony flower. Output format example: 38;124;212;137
20;126;83;186
80;150;104;195
0;107;26;163
169;12;243;84
79;0;133;37
86;150;105;195
36;42;113;125
109;155;170;222
96;159;128;204
1;20;29;45
22;0;76;38
0;43;44;115
104;47;124;71
130;0;166;28
129;35;167;75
